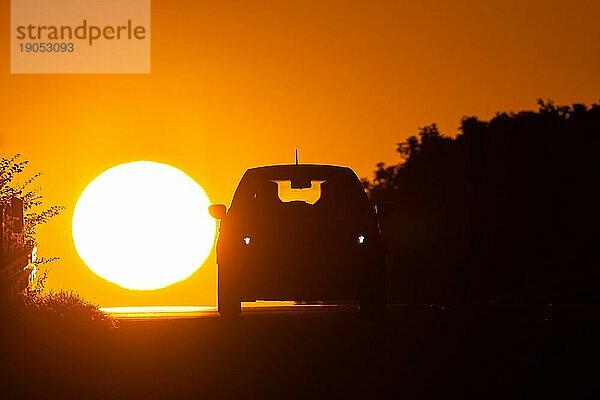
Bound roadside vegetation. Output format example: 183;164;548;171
364;100;600;304
1;154;114;328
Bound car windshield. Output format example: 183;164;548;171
229;166;370;218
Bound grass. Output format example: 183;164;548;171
21;289;117;329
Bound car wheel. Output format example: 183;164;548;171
218;264;241;317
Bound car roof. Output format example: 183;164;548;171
244;164;355;179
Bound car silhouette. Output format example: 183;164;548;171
209;164;386;316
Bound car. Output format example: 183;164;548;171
208;164;387;316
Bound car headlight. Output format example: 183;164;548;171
357;234;365;245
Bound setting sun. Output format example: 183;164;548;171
72;161;215;290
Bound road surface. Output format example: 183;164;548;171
3;303;599;398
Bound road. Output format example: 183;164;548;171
102;303;369;320
3;304;600;398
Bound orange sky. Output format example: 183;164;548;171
1;0;598;306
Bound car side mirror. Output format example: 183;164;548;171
374;201;394;217
208;204;227;220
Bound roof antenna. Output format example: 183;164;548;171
295;148;299;165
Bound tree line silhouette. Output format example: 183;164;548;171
364;100;600;304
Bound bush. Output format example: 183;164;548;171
23;290;116;329
366;100;600;304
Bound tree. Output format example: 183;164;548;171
1;154;64;292
365;100;600;304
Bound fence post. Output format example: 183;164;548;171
0;197;34;303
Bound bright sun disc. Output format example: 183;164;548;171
72;161;215;290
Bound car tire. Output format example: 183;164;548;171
218;264;241;317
